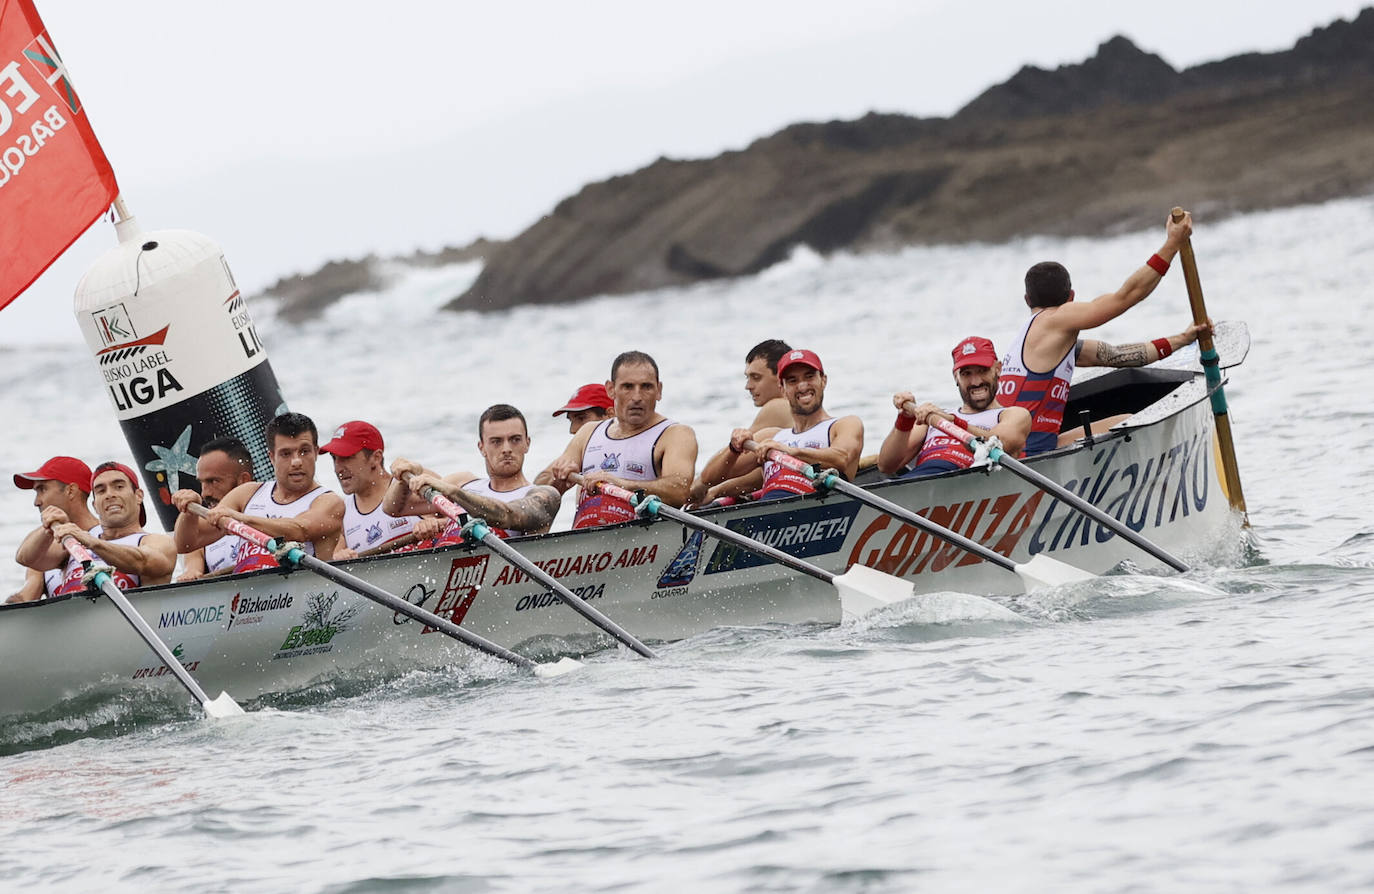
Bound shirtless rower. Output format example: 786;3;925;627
538;351;698;528
689;339;793;506
175;437;256;581
877;337;1032;478
387;404;561;540
698;348;863;500
19;461;176;595
172;412;344;572
1004;211;1210;454
319;421;418;559
9;456;97;602
552;383;614;435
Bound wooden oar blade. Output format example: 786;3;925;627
834;563;915;617
203;691;246;718
1013;555;1096;591
533;657;584;678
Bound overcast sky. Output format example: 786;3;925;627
6;0;1368;341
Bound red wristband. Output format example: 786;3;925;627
1146;253;1169;276
1152;337;1173;359
894;412;915;432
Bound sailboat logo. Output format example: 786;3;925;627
657;529;704;589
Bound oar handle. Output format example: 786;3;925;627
189;502;287;555
357;532;420;558
568;472;637;503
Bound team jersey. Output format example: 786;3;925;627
232;482;330;573
52;525;144;595
906;406;1008;478
574;418;675;529
342;492;417;553
204;533;239;574
1000;311;1077;455
760;417;838;497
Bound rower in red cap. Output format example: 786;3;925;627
698;348;864;501
319;421;421;558
18;460;176;595
877;337;1031;479
9;457;99;602
552;383;614;435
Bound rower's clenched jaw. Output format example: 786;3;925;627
90;470;141;529
611;363;661;428
782;367;826;417
479;417;531;479
270;433;318;496
744;357;781;408
956;363;1000;412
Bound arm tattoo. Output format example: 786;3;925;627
1095;341;1149;367
446;484;561;532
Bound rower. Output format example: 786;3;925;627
698;348;863;500
877;336;1031;478
387;404;561;540
11;456;97;601
23;461;176;594
319;420;418;559
538;351;698;529
689;338;794;506
175;437;256;581
1004;211;1211;454
552;383;614;435
172;412;345;571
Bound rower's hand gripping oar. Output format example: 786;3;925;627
569;473;918;618
920;411;1189;573
745;439;1094;591
189;504;579;678
54;532;244;718
403;475;657;659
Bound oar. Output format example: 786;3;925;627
358;531;421;557
569;473;924;618
1171;205;1249;525
744;440;1094;590
55;533;244;718
922;413;1189;572
188;504;579;677
406;478;657;659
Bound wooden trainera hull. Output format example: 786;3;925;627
0;344;1244;720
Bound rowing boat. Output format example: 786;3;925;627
0;323;1248;720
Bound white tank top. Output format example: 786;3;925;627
53;525;145;595
762;417;838;494
462;478;535;538
574;417;676;528
343;491;417;552
233;481;329;573
42;568;63;598
204;533;238;574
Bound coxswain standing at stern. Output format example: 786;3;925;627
539;351;698;529
172;412;345;571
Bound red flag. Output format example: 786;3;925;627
0;0;118;312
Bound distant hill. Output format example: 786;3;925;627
257;10;1374;318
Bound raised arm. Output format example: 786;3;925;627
877;393;931;476
1078;320;1211;369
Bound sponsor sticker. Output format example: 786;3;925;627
705;501;860;574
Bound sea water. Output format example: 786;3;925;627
1;198;1373;892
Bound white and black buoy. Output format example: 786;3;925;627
73;199;288;529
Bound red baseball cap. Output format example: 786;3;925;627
14;456;93;492
776;348;824;379
951;336;999;370
553;384;614;416
92;461;148;526
320;421;384;456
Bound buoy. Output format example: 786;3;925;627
73;211;288;529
